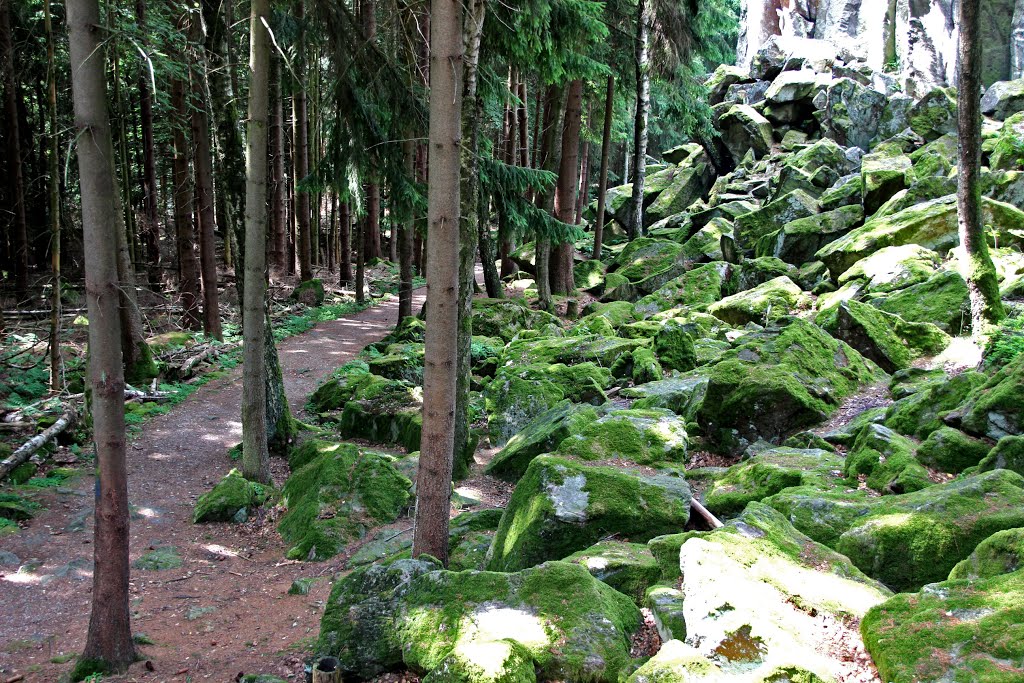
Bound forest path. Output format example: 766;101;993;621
0;286;427;682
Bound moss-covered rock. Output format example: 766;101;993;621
816;300;949;372
842;423;930;494
734;256;800;292
860;148;911;215
733;190;819;251
948;527;1024;580
916;427;992;474
132;545;182;571
837;243;941;294
631;347;663;384
309;361;373;412
718;104;774;164
472;298;562;342
498;333;644;369
884;369;987;439
577;300;638;329
652;319;698;372
707;276;807;326
861;568;1024;682
633;263;729;318
703;447;844;516
317;558;641;682
960;354;1024;440
763;204;864;266
766;469;1024;590
679;218;732;263
367;342;424;383
871;269;970;335
645;149;714;225
623;374;709;422
486;455;691;572
565;540;661;601
908;87;958;140
193;469;271;523
978;435;1024;476
818;173;863;212
574;258;606;291
611;238;688;292
484;401;604;482
335;375;423;452
291;278;326;306
278;443;411;561
555;408;688;467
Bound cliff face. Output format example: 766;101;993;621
737;0;1024;94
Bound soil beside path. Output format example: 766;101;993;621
0;287;426;682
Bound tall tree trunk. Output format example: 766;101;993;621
534;84;564;311
576;121;590;224
592;76;614;260
628;0;650;240
136;0;161;286
241;0;272;484
355;210;366;302
45;0;61;390
339;201;352;285
294;0;312;281
497;70;517;281
1;0;29;298
413;0;463;566
328;191;337;273
362;0;382;262
110;23;138;271
270;59;287;272
171;69;202;330
68;0;137;672
957;0;1005;334
399;140;415;318
552;79;582;295
191;15;222;341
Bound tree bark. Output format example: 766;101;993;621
534;84;564;311
552;79;583;295
355;209;366;303
592;76;614;260
1;0;29;298
171;71;202;330
68;0;137;670
362;0;382;262
628;0;650;240
45;0;61;390
190;15;223;341
399;140;415;319
294;0;313;282
413;0;463;566
270;59;287;273
957;0;1005;334
328;191;337;273
339;201;352;285
241;0;272;484
576;124;591;224
136;0;161;286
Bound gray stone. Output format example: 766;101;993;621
982;78;1024;119
819;77;888;150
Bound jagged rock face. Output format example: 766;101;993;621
738;0;1022;91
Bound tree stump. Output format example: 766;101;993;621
311;657;341;683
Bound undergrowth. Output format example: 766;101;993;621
984;313;1024;369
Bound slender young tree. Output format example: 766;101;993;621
295;0;313;281
68;0;137;673
271;59;287;272
628;0;651;240
136;0;161;285
593;75;614;259
1;0;29;297
551;78;583;295
413;0;463;565
171;57;202;330
339;201;352;285
241;0;272;484
45;0;61;390
399;139;416;319
957;0;1005;333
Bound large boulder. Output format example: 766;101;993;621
193;469;271;524
472;298;561;342
872;269;970;334
718;105;774;165
764;68;831;103
978;435;1024;476
819;77;888;150
960;353;1024;439
555;408;689;466
908;87;958;140
707;276;808;326
842;422;931;494
705;65;752;105
861;148;911;215
645;149;714;225
734;190;819;251
317;558;641;682
486;455;691;572
278;443;412;561
565;540;662;601
633;263;730;317
336;375;423;452
774;138;849;198
608;238;689;296
885;369;988;439
982;78;1024;119
762;204;864;265
836;243;941;293
766;469;1024;590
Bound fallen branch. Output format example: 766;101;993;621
690;498;723;529
0;406;78;482
165;342;239;380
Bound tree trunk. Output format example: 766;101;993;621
328;191;337;273
68;0;137;671
1;0;29;298
241;0;272;484
45;0;61;390
957;0;1005;334
136;0;161;286
576;127;590;224
362;0;382;262
339;201;352;285
592;76;614;260
355;210;366;303
271;59;287;272
413;0;463;566
190;15;223;341
399;140;415;319
498;70;517;281
628;0;650;240
172;71;202;330
552;79;583;295
294;0;313;282
534;84;564;311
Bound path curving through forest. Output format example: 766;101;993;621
0;288;427;682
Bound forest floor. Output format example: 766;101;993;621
0;283;452;682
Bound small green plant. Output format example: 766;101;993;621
984;314;1024;369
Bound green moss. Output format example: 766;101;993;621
555;408;689;466
291;279;326;306
472;298;562;342
193;469;271;523
653;319;698;372
132;545;182;571
842;423;930;494
125;338;158;385
704;447;844;516
978;435;1024;476
708;276;808;326
367;343;425;383
613;238;686;283
917;427;992;474
633;263;728;317
960;353;1024;440
565;540;662;601
623;374;709;421
70;657;120;682
335;374;423;452
734;190;819;250
949;527;1024;580
278;443;411;561
310;362;372;412
767;469;1024;591
0;517;20;535
631;347;663;384
485;401;603;482
817;300;948;372
885;370;987;439
487;455;691;572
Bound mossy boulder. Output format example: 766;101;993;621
278;443;412;561
763;204;864;266
498;333;644;369
733;190;819;251
960;354;1024;440
485;401;604;482
861;568;1024;683
718;104;774;164
917;427;992;474
318;558;641;682
367;342;424;383
949;527;1024;580
650;503;890;681
885;369;987;439
577;300;637;329
652;319;698;372
611;238;687;290
555;408;689;467
632;263;729;318
486;455;691;572
472;298;562;342
842;423;930;494
816;300;949;372
679;218;732;263
574;258;606;290
697;317;883;453
766;469;1024;591
309;361;372;412
870;269;969;335
707;276;807;326
193;469;271;523
978;435;1024;476
836;243;941;294
703;447;844;516
291;278;326;306
734;256;799;292
336;375;423;452
630;347;663;384
622;374;709;422
860;148;911;215
818;173;863;212
908;87;958;140
564;540;661;601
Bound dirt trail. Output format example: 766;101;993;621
0;288;426;682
